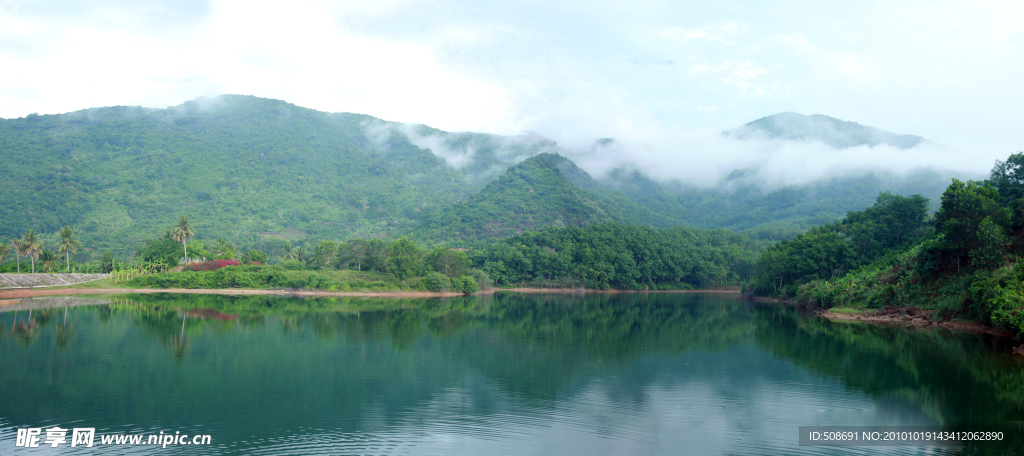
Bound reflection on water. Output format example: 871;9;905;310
0;293;1021;455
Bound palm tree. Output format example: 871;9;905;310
10;239;22;273
171;215;195;264
214;237;234;257
56;226;81;272
281;241;296;261
0;243;9;267
21;230;43;273
40;249;58;272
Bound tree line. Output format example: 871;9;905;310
2;226;81;273
470;223;761;290
752;152;1024;336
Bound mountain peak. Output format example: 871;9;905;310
726;112;928;149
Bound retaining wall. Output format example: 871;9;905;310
0;273;110;289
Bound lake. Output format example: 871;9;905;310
1;292;1022;455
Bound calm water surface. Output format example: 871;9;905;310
1;292;1022;455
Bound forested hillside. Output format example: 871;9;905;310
413;154;673;245
597;166;956;240
0;95;474;257
0;95;967;264
753;152;1024;336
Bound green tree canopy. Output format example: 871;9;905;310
426;247;471;277
385;237;423;282
137;236;181;268
986;151;1024;205
934;179;1009;264
314;241;338;269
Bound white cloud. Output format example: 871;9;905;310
659;22;740;44
0;0;1020;169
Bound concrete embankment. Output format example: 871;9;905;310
0;273;110;289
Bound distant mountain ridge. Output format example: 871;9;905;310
725;112;930;149
0;96;967;261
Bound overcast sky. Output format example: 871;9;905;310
2;0;1022;165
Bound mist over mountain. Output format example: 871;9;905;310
413;153;659;245
0;95;979;259
725;112;931;149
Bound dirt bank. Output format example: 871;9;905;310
821;306;1020;339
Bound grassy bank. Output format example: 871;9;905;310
122;264;481;294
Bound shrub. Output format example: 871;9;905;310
279;260;308;271
305;273;331;290
455;275;479;293
970;265;1024;336
424;272;451;292
247;249;268;264
469;269;492;290
218;268;261;288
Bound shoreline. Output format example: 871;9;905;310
4;286;1018;345
819;307;1021;340
0;286;740;301
749;295;1021;341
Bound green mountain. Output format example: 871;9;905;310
0;96;971;264
0;95;473;257
412;153;649;245
726;112;930;149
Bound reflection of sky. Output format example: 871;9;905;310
0;299;966;455
230;347;955;456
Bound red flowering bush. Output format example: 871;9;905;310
186;259;240;271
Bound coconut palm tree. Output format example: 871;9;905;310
214;237;234;258
40;249;58;272
10;239;22;273
21;230;43;273
0;243;9;267
281;241;296;261
171;215;195;264
56;226;81;272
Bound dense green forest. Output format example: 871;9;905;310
412;154;664;244
0;95;966;263
753;152;1024;336
118;221;760;292
0;96;472;258
472;223;759;289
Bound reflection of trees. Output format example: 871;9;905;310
56;307;74;350
91;292;760;363
5;292;1023;452
8;308;57;347
12;317;41;347
754;308;1024;454
169;314;189;362
33;291;1022;450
